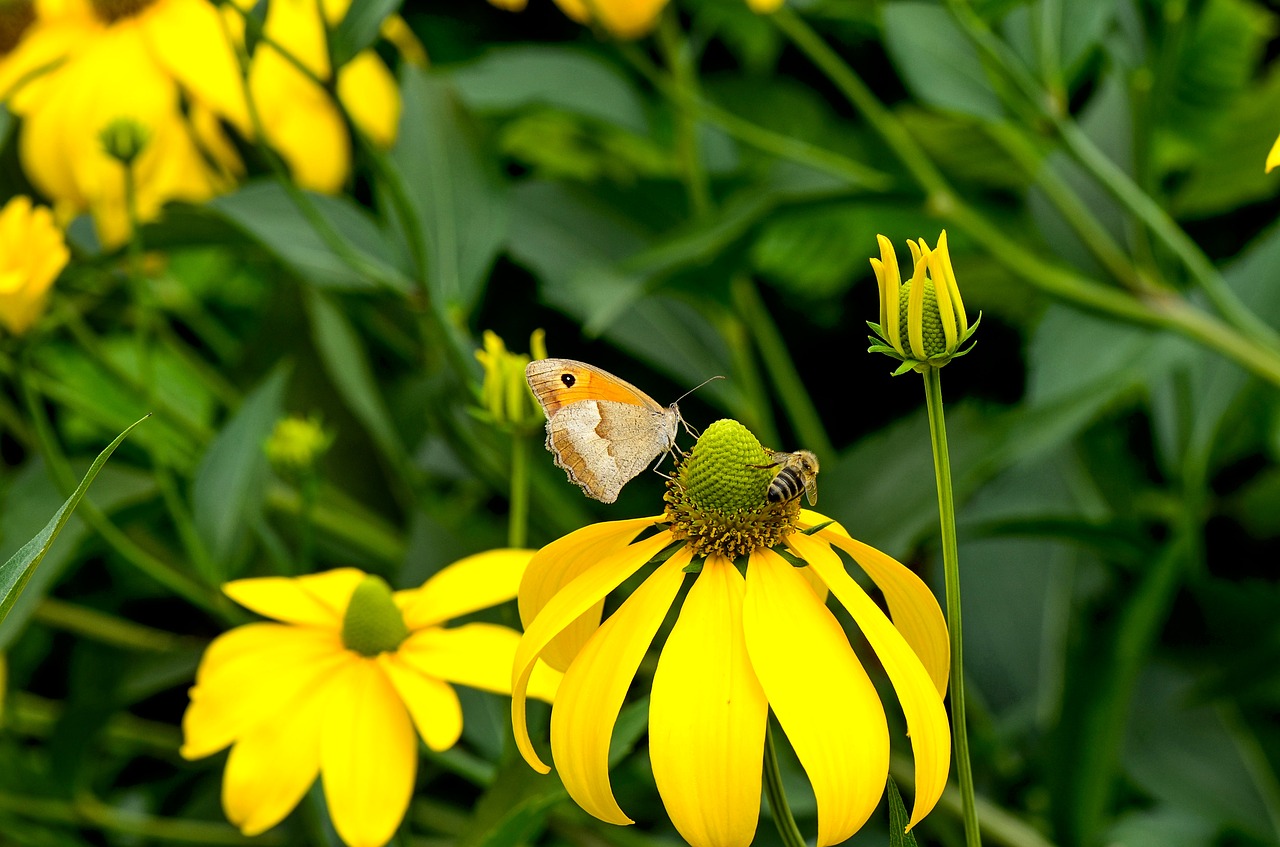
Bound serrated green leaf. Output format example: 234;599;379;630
330;0;399;68
191;366;288;579
887;777;920;847
0;416;148;627
883;2;1002;119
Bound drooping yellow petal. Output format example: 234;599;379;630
336;51;400;148
743;549;889;847
398;623;559;703
399;549;533;630
181;624;351;759
550;549;689;825
221;673;331;836
519;517;660;672
138;0;249;127
248;47;349;193
650;555;767;847
377;652;463;752
321;660;417;847
806;514;950;695
223;568;364;627
789;533;951;829
512;530;677;773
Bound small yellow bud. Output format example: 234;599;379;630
867;230;979;375
99;117;151;166
265;415;333;477
0;196;69;336
475;329;546;434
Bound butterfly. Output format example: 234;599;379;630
525;358;684;504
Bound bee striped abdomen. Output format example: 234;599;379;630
767;468;805;503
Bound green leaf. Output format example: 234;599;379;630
304;289;408;469
210;181;413;293
191;366;289;579
883;2;1003;120
330;0;399;68
887;777;920;847
0;416;148;627
393;68;507;313
449;46;650;134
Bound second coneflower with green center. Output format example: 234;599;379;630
512;419;951;847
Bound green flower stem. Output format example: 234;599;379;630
724;313;783;449
656;9;712;218
32;598;201;653
922;368;981;847
616;42;891;190
509;433;531;549
762;720;806;847
298;473;320;574
772;7;1280;390
8;690;181;755
940;0;1280;353
731;277;835;459
0;791;274;845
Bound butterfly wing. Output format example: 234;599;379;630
526;359;666;418
545;400;678;503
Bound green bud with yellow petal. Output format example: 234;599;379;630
867;230;980;375
664;419;800;561
475;329;547;434
98;117;151;167
341;575;410;656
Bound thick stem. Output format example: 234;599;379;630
922;368;981;847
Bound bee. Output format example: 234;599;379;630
754;449;820;506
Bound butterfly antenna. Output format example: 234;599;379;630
671;375;724;440
674;374;726;406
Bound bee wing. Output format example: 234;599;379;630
803;474;819;506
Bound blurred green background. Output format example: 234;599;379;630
3;0;1280;845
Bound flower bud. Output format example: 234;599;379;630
265;415;332;478
99;117;151;166
475;329;547;434
867;230;979;374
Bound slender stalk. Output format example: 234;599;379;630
731;277;835;459
33;598;201;653
922;368;981;847
0;791;274;845
762;720;806;847
508;434;531;549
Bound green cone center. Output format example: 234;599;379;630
341;575;410;657
664;419;800;559
898;279;947;357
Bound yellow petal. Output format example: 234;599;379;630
400;549;533;630
223;568;364;627
650;555;767;847
336;51;400;148
744;0;785;11
139;0;249;127
790;533;951;829
321;660;417;847
743;549;889;847
927;239;958;350
398;622;559;702
181;624;351;759
907;247;929;360
550;549;689;825
512;530;676;773
248;47;349;192
222;674;331;836
377;652;463;752
806;514;950;695
552;0;668;37
519;517;661;672
1269;133;1280;173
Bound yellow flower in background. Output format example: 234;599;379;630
0;0;244;247
1267;133;1280;173
868;230;979;374
511;420;951;847
231;0;402;193
475;328;547;433
487;0;783;38
0;196;70;335
182;556;561;847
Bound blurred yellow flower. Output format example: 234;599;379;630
182;556;560;847
512;420;951;846
265;414;333;475
475;328;547;433
1268;133;1280;173
0;196;70;335
487;0;783;38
